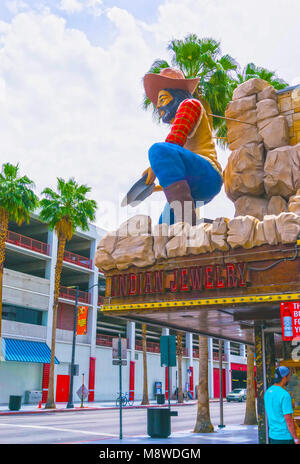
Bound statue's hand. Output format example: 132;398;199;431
142;167;156;185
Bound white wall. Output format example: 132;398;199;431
0;362;42;404
3;268;50;311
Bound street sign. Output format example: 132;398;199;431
76;384;88;401
160;335;176;367
69;363;79;376
112;337;127;366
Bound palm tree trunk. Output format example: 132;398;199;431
177;333;184;403
194;336;214;433
45;234;66;409
0;209;9;362
244;345;257;425
141;323;149;405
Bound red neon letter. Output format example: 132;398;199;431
226;263;237;288
144;272;153;294
204;266;214;289
180;268;189;291
215;265;225;288
154;270;164;293
236;263;247;287
170;270;178;292
190;267;202;290
128;273;137;295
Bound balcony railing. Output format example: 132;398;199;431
6;230;50;256
96;334;114;347
193;349;227;362
63;250;93;269
135;340;160;353
59;286;91;304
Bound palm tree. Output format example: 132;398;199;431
244;345;258;425
142;35;238;142
194;336;214;433
234;62;289;90
176;332;184;403
141;323;149;405
0;163;38;361
39;178;97;409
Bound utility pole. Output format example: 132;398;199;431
118;333;123;440
218;339;225;428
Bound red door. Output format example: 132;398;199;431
213;368;226;398
56;375;70;402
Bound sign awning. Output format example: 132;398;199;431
1;338;60;364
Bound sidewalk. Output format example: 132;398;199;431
0;398;218;416
86;425;259;445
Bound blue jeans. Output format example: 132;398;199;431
148;142;223;225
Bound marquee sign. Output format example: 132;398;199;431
110;262;249;298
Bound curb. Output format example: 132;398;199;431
0;401;202;416
0;399;223;416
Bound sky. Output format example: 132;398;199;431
0;0;299;231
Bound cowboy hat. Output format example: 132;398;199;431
143;68;200;106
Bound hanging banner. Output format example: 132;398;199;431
77;306;88;335
280;302;300;341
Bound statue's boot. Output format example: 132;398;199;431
163;179;196;226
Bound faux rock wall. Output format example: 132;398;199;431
95;212;300;272
224;79;300;221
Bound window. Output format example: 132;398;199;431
2;304;43;326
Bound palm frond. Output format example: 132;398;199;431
0;162;38;226
39;177;97;241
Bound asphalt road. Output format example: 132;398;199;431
0;401;249;444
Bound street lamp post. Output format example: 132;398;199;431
66;282;100;408
67;285;79;409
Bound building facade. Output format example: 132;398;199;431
0;214;248;404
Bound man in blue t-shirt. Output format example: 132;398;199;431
264;366;299;444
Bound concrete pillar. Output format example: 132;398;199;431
208;338;214;398
265;333;275;389
127;321;136;361
46;231;58;346
186;332;193;364
254;325;267;444
224;341;231;394
88;238;98;356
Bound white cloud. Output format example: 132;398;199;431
59;0;103;15
0;9;167;228
5;0;29;14
60;0;83;13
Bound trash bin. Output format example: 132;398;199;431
156;393;165;405
147;408;178;438
9;395;22;411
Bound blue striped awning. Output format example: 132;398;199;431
2;338;59;364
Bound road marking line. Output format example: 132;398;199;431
0;423;118;437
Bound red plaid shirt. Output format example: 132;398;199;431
165;99;202;146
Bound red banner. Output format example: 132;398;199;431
77;305;88;335
280;302;300;341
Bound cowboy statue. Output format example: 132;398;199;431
142;67;223;226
